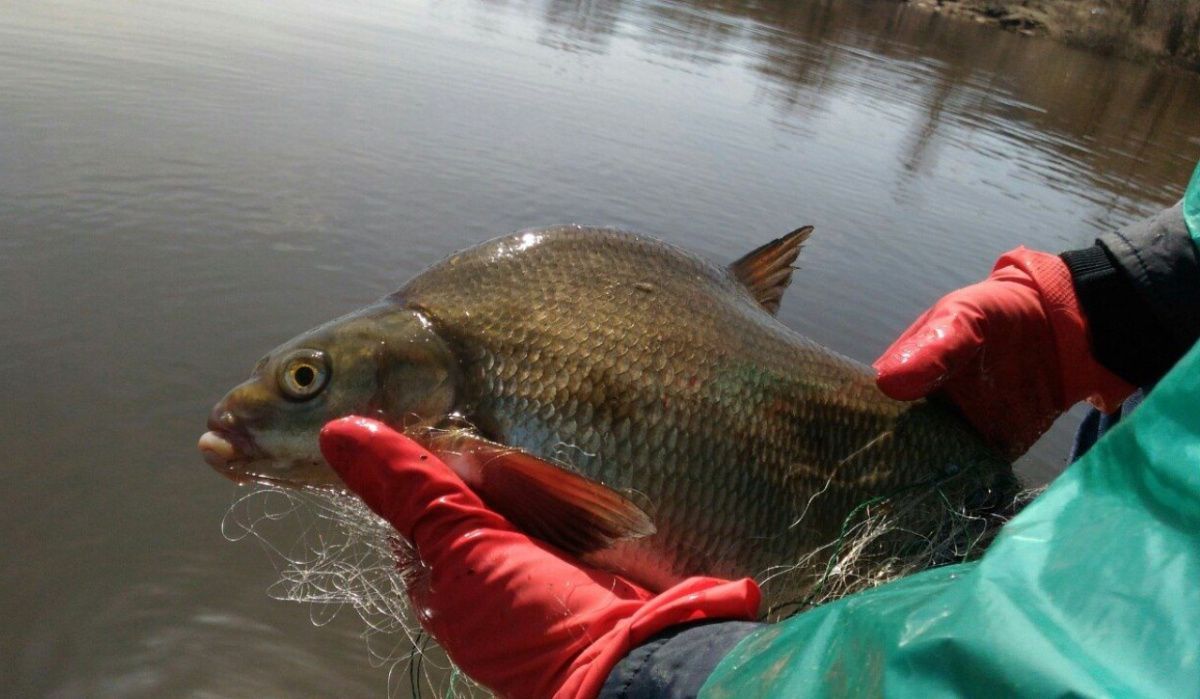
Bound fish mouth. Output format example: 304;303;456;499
198;419;340;489
198;428;266;483
199;408;272;483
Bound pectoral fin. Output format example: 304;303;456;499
425;431;655;556
729;225;813;314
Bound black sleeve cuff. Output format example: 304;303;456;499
598;620;762;699
1098;203;1200;349
1062;202;1200;387
1061;245;1178;386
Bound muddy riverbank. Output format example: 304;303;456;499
904;0;1200;69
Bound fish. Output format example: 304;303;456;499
199;225;1015;609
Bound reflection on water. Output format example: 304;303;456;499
532;0;1198;209
1;0;1197;695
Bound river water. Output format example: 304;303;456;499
2;0;1197;696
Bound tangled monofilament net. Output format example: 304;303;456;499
221;485;486;698
223;477;1042;696
759;480;1044;618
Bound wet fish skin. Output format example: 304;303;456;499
200;225;1014;603
393;227;1013;589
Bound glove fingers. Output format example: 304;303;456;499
874;296;987;400
321;416;431;468
320;417;482;536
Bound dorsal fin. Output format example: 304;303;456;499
728;226;813;315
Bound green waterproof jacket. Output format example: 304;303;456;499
1188;163;1200;238
699;166;1200;698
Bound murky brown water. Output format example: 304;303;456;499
2;0;1198;695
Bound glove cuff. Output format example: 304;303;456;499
555;577;761;699
996;248;1134;412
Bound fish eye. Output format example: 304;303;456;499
278;349;329;401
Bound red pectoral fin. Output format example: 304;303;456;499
427;432;655;556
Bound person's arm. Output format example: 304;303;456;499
596;621;761;699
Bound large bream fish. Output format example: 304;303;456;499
199;226;1014;606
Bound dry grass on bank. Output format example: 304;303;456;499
909;0;1200;68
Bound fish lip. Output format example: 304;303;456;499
199;411;265;478
199;416;339;490
202;429;259;459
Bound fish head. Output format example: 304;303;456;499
198;302;459;488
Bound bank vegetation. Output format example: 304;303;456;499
906;0;1200;69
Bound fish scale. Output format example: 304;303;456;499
389;225;1015;602
201;225;1015;610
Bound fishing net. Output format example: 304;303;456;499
221;485;485;698
760;476;1043;618
222;475;1039;697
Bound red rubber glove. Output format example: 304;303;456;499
873;247;1135;459
319;417;761;699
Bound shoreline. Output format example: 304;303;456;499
901;0;1200;71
